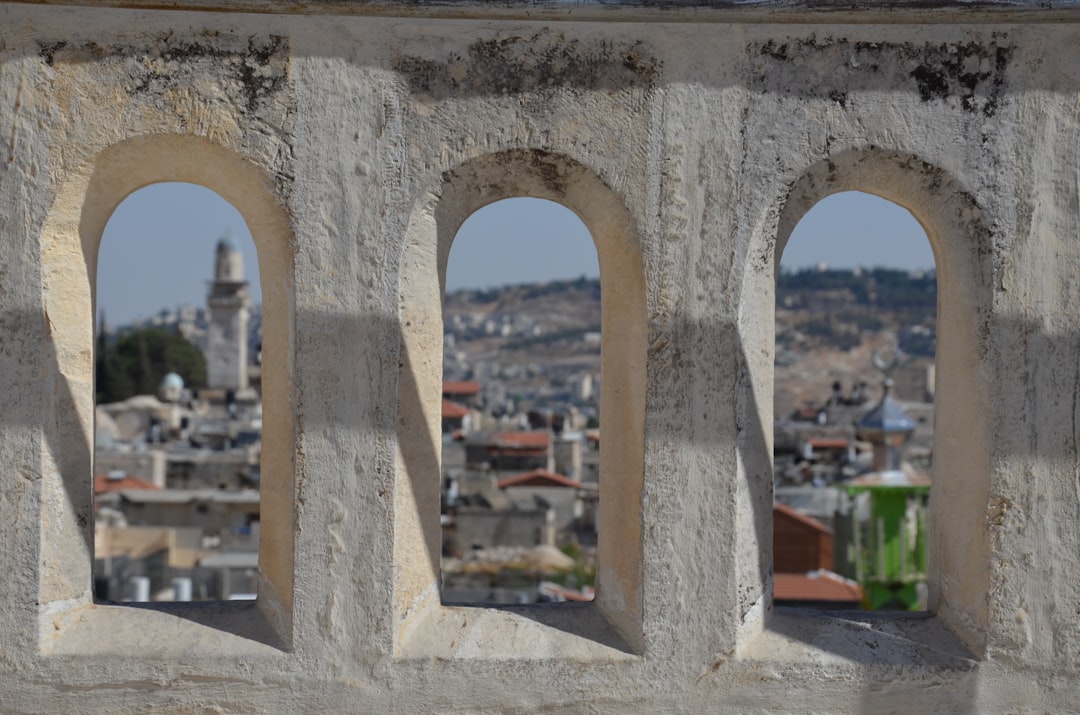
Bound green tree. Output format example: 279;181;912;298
95;313;132;404
96;327;206;403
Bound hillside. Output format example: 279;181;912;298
443;269;937;416
775;267;937;419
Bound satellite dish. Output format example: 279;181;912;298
871;344;904;376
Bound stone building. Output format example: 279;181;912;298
4;1;1080;712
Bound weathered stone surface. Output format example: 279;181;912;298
2;1;1080;711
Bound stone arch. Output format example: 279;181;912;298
395;149;646;650
39;133;296;638
767;148;993;654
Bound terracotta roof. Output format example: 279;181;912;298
443;380;480;396
774;502;833;535
94;473;161;495
491;431;551;448
498;469;583;489
774;570;862;603
442;399;470;419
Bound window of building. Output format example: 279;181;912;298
773;190;936;611
439;197;601;606
94;182;264;604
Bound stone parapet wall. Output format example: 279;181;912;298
1;1;1078;710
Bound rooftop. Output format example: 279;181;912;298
497;469;583;490
773;570;863;604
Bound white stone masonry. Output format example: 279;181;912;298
2;1;1080;711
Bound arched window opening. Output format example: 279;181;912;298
440;197;601;606
774;191;936;612
94;182;263;604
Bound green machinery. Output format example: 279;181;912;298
841;375;931;611
843;474;930;610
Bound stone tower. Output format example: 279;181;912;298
206;232;249;391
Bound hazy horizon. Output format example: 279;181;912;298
98;187;933;326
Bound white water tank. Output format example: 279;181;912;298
172;577;193;602
130;576;150;602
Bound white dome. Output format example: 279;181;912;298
161;372;184;389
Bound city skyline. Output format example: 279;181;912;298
98;185;934;326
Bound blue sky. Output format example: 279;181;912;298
98;186;934;326
778;191;934;274
98;183;260;327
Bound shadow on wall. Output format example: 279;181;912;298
760;148;994;710
33;135;1002;694
37;132;295;648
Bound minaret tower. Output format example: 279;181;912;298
206;231;249;391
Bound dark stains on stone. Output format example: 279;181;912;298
41;33;290;115
911;64;950;102
396;32;659;100
132;34;290;114
759;40;789;62
986;45;1011;117
909;42;1012;117
850;42;883;74
238;36;290;113
527;149;572;195
884;153;949;194
395;55;443;97
751;36;1013;118
623;48;649;74
39;40;112;67
441;149;574;197
37;40;68;67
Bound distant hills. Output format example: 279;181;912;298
444;276;602;351
446;267;936;356
779;266;936;312
777;267;936;356
445;268;938;416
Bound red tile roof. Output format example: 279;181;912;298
774;570;862;603
491;431;551;448
443;380;480;396
442;399;470;419
498;469;583;489
774;502;833;535
94;473;160;495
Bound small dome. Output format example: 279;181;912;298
216;228;238;252
161;372;185;390
213;229;245;281
858;394;916;436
